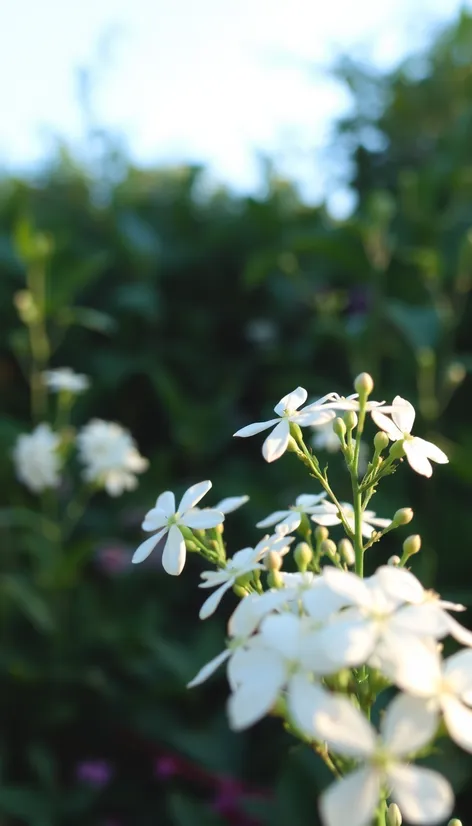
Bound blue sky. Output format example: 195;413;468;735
0;0;470;205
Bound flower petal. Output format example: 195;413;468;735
376;631;442;696
259;613;301;659
388;764;453;825
256;510;290;529
131;529;167;564
381;693;439;756
319;618;378;669
187;649;230;688
214;495;249;513
287;674;332;737
319;768;381;826
443;649;472;696
262;418;290;463
442;694;472;752
296;493;327;508
178;480;212;512
233;419;278;438
403;439;433;477
274;387;307;415
141;508;168;532
199;580;234;619
227;650;286;730
413;437;448;465
322;568;373;609
156;490;176;515
296;408;336;427
181;508;224;529
446;614;472;647
312;693;376;756
310;513;342;527
371;409;403;440
391;395;415;434
162;524;186;575
375;565;425;605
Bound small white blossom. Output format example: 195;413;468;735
372;396;448;477
42;367;90;394
313;692;453;826
312;419;342;453
132;481;224;574
233;387;337;463
311;501;391;539
77;419;148;496
13;423;62;493
256;492;327;533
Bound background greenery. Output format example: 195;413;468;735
2;11;472;825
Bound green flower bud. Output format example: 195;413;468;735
338;538;355;567
354;372;374;396
389;439;406;459
294;542;313;572
321;539;337;559
332;417;347;440
374;431;389;452
393;507;414;526
403;534;421;558
215;523;224;535
446;363;466;387
233;584;248;598
14;289;40;324
315;525;329;543
344;410;358;431
447;820;462;826
387;802;402;826
185;540;199;552
266;551;283;572
193;529;206;539
287;435;301;454
388;555;401;566
267;570;284;589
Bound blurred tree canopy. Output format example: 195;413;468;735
2;10;472;826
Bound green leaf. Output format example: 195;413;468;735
385;300;441;350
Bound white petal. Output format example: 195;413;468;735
366;517;392;529
228;591;287;638
233;419;278;438
131;529;167;564
319;618;378;669
360;520;376;539
391;603;450;638
375;566;425;605
446;613;472;647
312;693;376;757
279;512;302;533
322;567;373;609
442;694;472;752
310;513;342;527
391;395;416;434
156;490;176;516
319;768;380;826
301;581;347;622
256;510;290;529
371;409;403;440
162;524;186;575
141;508;168;532
296;493;327;508
381;693;439;756
444;649;472;696
274;386;307;415
262;419;290;463
376;630;442;696
388;764;454;825
403;440;433;477
259;613;301;659
181;508;224;529
287;674;332;737
187;649;230;688
199;580;234;619
178;480;212;512
413;437;448;465
214;495;249;513
227;650;286;730
296;408;336;427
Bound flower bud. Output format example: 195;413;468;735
387;802;402;826
14;289;40;324
403;534;421;558
287;435;301;454
354;372;374;396
388;555;401;566
267;570;284;589
185;540;199;552
374;431;389;452
266;551;283;572
315;525;329;543
344;410;358;431
447;820;462;826
215;523;224;535
294;542;313;572
332;417;346;440
393;507;414;526
321;539;337;559
233;584;248;598
193;529;206;539
446;363;466;387
338;538;355;567
389;440;406;460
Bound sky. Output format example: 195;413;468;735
0;0;471;207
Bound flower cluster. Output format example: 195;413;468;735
132;373;460;826
77;419;148;496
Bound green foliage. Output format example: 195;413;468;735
2;10;472;824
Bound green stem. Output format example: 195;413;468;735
351;398;367;577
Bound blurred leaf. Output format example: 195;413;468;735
1;575;54;632
167;792;222;826
57;305;117;335
385;300;441;350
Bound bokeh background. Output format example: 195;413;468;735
2;2;472;824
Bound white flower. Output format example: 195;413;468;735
132;481;224;574
42;367;90;394
13;423;62;493
310;501;391;538
198;547;265;619
325;393;390;414
372;396;448;477
213;495;249;514
314;692;453;826
312;420;342;453
233;387;337;463
256;492;327;533
77;419;148;496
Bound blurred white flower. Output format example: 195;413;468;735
42;367;90;394
311;501;391;538
372;396;448;477
312;419;342;453
13;423;62;493
233;387;337;463
132;481;224;574
256;492;327;533
315;692;453;826
77;419;148;497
